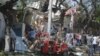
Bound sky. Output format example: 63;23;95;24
65;0;92;12
63;0;79;7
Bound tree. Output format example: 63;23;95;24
73;0;100;33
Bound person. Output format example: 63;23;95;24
53;38;62;56
33;39;43;56
48;40;54;56
92;36;98;53
60;40;68;56
41;37;49;56
65;33;73;48
82;34;87;45
28;29;36;41
71;36;77;47
28;39;43;52
76;33;82;46
56;39;62;56
53;40;58;56
97;37;100;55
87;34;93;48
86;34;94;56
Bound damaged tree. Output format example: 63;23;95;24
73;0;100;33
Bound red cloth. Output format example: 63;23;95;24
36;32;49;38
53;42;60;53
61;43;68;53
42;32;49;37
53;43;58;53
53;42;68;54
41;40;49;54
36;32;42;37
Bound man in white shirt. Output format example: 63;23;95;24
92;36;98;53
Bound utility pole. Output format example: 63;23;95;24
47;0;52;35
70;14;74;31
22;7;27;39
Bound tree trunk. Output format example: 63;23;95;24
59;9;66;27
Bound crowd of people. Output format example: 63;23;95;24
24;24;100;56
86;35;100;56
24;25;68;56
0;0;100;56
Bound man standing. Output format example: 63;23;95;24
86;34;94;56
97;37;100;55
92;36;98;53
